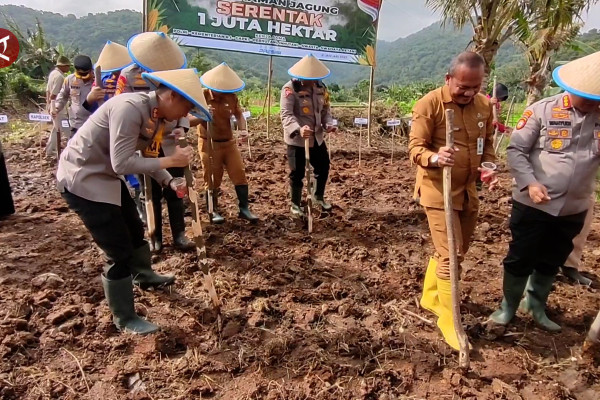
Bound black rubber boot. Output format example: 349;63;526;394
561;266;593;286
166;197;195;251
101;274;159;334
313;179;332;211
130;242;175;290
149;199;163;253
519;271;561;332
205;190;225;224
235;185;258;222
489;270;529;325
290;185;304;217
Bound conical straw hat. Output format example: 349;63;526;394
128;32;187;72
142;69;211;121
95;41;133;73
200;63;245;93
552;51;600;101
288;54;330;80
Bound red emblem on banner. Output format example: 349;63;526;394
0;29;19;69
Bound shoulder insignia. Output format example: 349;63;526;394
516;109;534;130
562;95;572;109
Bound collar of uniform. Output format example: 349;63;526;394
561;92;573;110
441;85;453;104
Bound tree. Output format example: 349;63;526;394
425;0;523;91
513;0;598;105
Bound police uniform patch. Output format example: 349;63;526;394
302;106;310;114
596;130;600;139
516;118;527;130
550;139;564;150
523;110;533;118
560;129;571;138
552;112;570;119
548;129;559;137
562;95;572;109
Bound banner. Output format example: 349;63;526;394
148;0;381;65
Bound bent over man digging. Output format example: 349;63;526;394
280;54;337;217
409;52;497;351
57;69;211;334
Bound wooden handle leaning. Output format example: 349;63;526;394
443;108;470;369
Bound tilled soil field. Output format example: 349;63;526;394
1;115;600;399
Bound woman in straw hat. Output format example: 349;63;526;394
56;69;211;335
116;31;195;252
280;54;337;217
489;51;600;332
197;62;258;224
85;40;133;107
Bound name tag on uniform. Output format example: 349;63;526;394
477;137;484;155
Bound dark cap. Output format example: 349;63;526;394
73;55;93;71
491;83;509;102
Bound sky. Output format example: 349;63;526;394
1;0;599;42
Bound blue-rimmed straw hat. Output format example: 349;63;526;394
128;31;187;72
200;62;245;93
95;41;133;73
288;54;330;80
552;51;600;101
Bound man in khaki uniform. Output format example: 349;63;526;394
57;69;210;335
197;63;258;223
489;52;600;332
45;55;70;156
53;55;94;139
280;54;336;216
409;52;496;351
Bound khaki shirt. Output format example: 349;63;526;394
508;92;600;216
56;92;172;206
46;68;64;98
409;85;495;210
55;74;93;129
280;80;333;147
197;90;245;142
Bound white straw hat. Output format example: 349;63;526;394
127;32;187;72
288;54;330;80
552;51;600;101
95;41;133;73
142;69;212;121
200;62;245;93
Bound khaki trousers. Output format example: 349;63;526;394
564;196;595;270
199;138;247;190
424;202;479;279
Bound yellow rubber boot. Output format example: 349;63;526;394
436;278;460;351
420;258;441;316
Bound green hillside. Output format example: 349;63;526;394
1;5;597;90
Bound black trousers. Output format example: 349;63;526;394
62;180;145;280
0;149;15;218
287;141;330;196
504;201;586;277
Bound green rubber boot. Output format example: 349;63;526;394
312;194;332;211
290;185;305;217
101;275;159;335
130;242;175;290
489;270;529;325
519;271;561;332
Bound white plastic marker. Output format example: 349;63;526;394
387;119;401;164
0;115;7;123
61;120;70;128
328;118;338;159
242;110;251;119
28;113;52;122
354;117;368;169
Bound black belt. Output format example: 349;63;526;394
202;138;230;143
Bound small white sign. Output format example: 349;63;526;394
61;120;70;128
354;117;368;125
242;111;251;119
0;115;7;123
28;113;52;122
331;119;338;127
387;119;401;127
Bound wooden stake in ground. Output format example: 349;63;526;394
51;101;61;160
305;137;313;233
443;108;470;369
491;76;499;146
266;56;273;140
206;122;217;221
143;174;156;245
178;136;221;311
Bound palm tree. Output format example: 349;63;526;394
514;0;598;105
425;0;524;91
